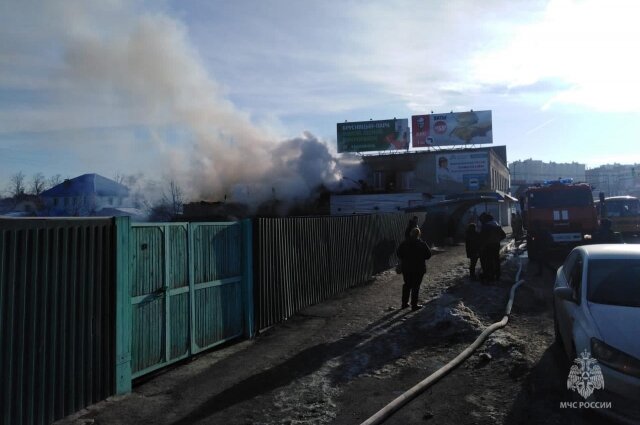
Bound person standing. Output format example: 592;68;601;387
532;230;555;276
479;214;506;282
592;218;624;244
511;212;524;241
396;227;432;310
405;215;419;239
465;223;481;280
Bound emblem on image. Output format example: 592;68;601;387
567;350;605;399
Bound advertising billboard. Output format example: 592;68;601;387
435;152;489;192
337;118;409;153
412;110;492;148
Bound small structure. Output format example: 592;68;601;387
40;173;144;218
182;201;250;221
0;194;42;217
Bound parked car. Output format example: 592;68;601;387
553;244;640;423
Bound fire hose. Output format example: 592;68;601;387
360;245;525;425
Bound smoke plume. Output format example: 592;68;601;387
52;2;361;209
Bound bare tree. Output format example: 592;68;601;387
30;172;46;196
148;179;185;221
8;171;26;197
114;172;142;190
163;180;184;216
113;173;126;185
48;174;63;188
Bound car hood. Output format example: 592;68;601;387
589;302;640;357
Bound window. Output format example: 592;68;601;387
605;198;640;217
563;251;578;281
588;259;640;307
563;251;583;302
569;257;583;302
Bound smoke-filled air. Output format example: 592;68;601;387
51;2;362;209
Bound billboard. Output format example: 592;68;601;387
435;152;489;192
412;110;492;148
337;118;409;153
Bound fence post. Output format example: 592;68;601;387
242;219;255;338
188;223;197;354
114;216;132;394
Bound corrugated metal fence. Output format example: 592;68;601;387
0;218;116;425
1;212;417;423
253;212;424;330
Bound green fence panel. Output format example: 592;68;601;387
189;222;244;354
130;223;189;378
0;218;116;425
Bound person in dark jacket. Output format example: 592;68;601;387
511;212;524;241
405;215;420;240
592;219;624;244
532;229;555;276
465;223;481;280
396;227;432;310
479;214;506;282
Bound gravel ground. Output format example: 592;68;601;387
57;240;618;425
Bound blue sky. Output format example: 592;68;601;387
1;0;639;199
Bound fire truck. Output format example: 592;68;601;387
521;179;598;258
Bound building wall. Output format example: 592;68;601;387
43;194;132;216
363;147;509;197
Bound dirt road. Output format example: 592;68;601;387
58;242;616;425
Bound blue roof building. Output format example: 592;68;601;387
41;173;129;198
40;173;143;218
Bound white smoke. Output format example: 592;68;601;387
48;2;362;210
227;132;367;208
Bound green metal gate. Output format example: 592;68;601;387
118;220;253;382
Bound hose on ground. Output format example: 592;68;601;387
360;248;525;425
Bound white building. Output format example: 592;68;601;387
509;159;586;184
585;164;640;197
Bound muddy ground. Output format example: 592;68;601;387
58;241;618;425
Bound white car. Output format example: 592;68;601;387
554;244;640;423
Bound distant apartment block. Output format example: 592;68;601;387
509;159;586;184
585;163;640;197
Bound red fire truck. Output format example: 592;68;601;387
521;179;598;258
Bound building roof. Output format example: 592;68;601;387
41;174;129;198
361;145;508;166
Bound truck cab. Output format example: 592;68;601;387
596;195;640;236
523;179;598;258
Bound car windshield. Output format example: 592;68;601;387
528;189;592;208
587;259;640;307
